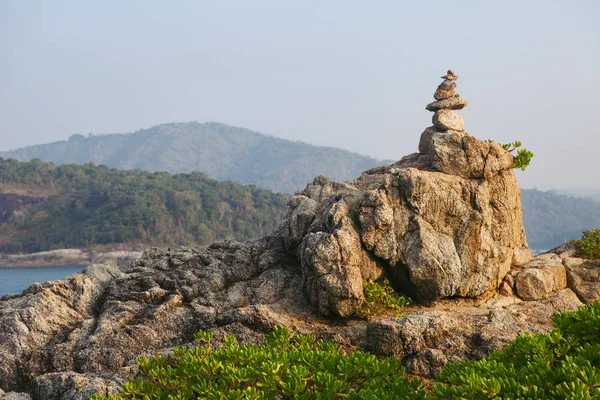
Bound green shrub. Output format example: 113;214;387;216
486;140;534;170
354;278;411;318
89;302;600;399
572;228;600;259
430;301;600;399
90;326;425;400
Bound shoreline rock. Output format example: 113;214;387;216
0;248;143;267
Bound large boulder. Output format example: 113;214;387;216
515;253;567;300
501;244;600;305
279;129;530;314
563;256;600;303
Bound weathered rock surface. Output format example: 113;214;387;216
500;244;599;305
0;240;305;395
426;95;468;111
434;88;456;100
515;253;567;300
0;392;32;400
0;244;597;397
0;244;582;399
365;290;582;377
564;256;600;303
441;69;459;81
433;109;465;131
437;80;456;91
279;121;530;311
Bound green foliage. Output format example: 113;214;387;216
489;140;534;170
571;228;600;259
513;148;534;171
89;325;426;400
430;301;600;399
0;158;288;253
89;303;600;399
355;278;411;318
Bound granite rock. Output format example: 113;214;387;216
563;257;600;303
433;109;465;131
434;88;456;100
437;80;457;91
426;95;468;111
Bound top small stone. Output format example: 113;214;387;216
441;69;458;81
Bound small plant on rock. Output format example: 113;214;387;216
355;278;411;318
571;228;600;259
486;140;534;170
501;141;534;171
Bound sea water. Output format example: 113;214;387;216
0;265;84;297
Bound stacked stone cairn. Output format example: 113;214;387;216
426;69;468;132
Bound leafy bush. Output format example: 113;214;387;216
572;228;600;259
89;326;425;400
90;302;600;399
486;140;534;170
500;141;534;171
355;278;411;318
430;301;600;399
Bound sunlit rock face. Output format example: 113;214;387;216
279;69;531;315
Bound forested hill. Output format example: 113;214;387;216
0;122;390;194
521;189;600;250
0;158;288;253
1;158;598;254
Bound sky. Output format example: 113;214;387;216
1;0;599;190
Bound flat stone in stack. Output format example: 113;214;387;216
426;96;468;111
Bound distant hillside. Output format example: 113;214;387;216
521;189;600;250
1;156;598;255
552;188;600;202
0;122;391;194
0;158;288;253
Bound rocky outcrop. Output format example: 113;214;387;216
278;70;529;316
0;240;305;394
365;288;583;377
501;243;600;304
1;242;595;397
514;253;567;300
2;71;597;398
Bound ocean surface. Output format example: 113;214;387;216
0;265;84;297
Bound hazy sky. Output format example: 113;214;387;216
1;1;599;190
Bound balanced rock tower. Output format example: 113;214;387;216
427;69;468;131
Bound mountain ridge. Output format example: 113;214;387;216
0;122;393;194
